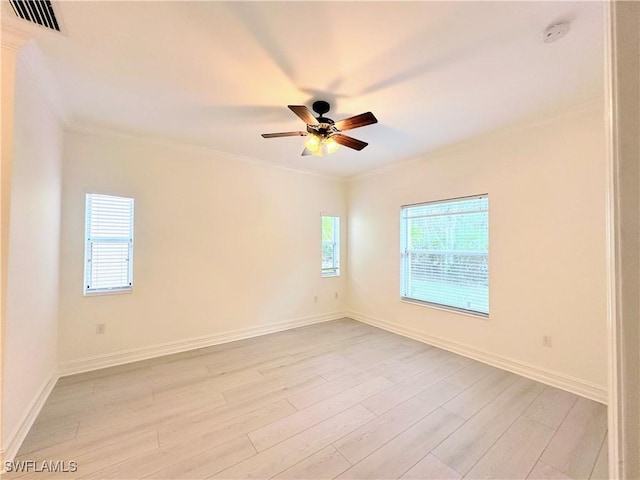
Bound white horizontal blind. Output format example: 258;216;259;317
400;195;489;315
322;215;340;277
84;193;134;294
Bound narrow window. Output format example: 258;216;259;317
400;195;489;316
321;215;340;277
84;193;134;295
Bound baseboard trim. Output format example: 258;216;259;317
348;311;607;404
58;311;348;377
1;371;59;465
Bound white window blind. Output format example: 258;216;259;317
400;195;489;316
84;193;134;295
322;215;340;277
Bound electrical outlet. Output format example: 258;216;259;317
96;323;105;335
543;335;552;347
314;296;318;303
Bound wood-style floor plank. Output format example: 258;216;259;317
589;434;609;479
159;399;295;449
442;369;518;420
463;416;555;479
222;371;326;404
334;381;462;464
539;397;608;479
75;390;227;436
527;461;571;479
145;435;256;479
336;408;464;479
17;422;79;456
273;446;351;480
11;319;607;480
443;361;496;390
211;405;375;479
80;435;248;479
400;454;462;480
249;376;393;451
361;356;466;415
432;377;546;474
44;382;96;405
286;369;374;410
157;394;294;447
523;386;578;429
381;347;461;383
19;431;158;480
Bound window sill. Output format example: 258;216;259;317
321;273;340;278
84;288;132;297
401;298;489;320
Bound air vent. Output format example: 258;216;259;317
9;0;60;32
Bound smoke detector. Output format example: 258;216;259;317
543;22;570;43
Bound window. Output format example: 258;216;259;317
400;195;489;316
321;215;340;277
84;193;134;295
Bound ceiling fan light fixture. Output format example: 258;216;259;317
325;136;340;154
307;135;340;157
305;134;321;152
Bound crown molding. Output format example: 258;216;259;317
1;25;31;51
348;98;605;182
65;123;347;182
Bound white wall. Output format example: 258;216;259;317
2;52;62;450
347;104;608;394
58;130;347;367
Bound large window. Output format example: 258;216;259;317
84;193;134;295
400;195;489;316
321;215;340;277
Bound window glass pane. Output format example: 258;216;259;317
321;215;340;277
401;196;488;315
322;216;335;242
322;243;335;269
90;242;131;290
85;193;134;294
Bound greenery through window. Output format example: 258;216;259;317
400;195;489;315
322;215;340;277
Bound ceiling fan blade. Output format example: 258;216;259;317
261;131;307;138
334;112;378;131
288;105;319;125
301;147;313;156
333;134;368;151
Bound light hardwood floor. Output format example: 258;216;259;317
8;319;607;479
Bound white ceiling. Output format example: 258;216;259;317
6;1;604;177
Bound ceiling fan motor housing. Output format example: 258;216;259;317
307;123;337;137
312;100;331;116
312;101;335;127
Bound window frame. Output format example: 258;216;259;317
321;214;340;278
84;193;135;296
400;194;489;318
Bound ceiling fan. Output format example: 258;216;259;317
261;101;378;156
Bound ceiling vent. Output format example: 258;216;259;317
8;0;60;32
